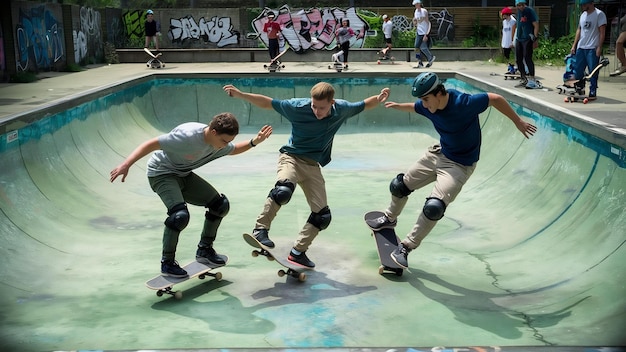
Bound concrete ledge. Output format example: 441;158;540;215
117;47;500;64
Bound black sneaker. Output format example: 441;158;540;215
252;228;275;248
288;250;315;268
390;243;412;269
196;245;226;265
366;214;397;231
161;260;188;278
588;91;597;100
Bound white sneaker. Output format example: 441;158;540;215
426;56;436;68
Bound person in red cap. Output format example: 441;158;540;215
263;12;282;62
501;7;517;74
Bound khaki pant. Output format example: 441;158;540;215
385;144;476;249
255;153;327;252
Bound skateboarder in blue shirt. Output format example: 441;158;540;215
224;82;390;268
369;72;537;269
110;113;272;277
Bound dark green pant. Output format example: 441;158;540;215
149;172;222;261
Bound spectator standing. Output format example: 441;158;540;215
412;0;435;68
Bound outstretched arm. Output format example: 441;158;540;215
230;125;273;155
488;93;537;139
223;84;273;110
384;101;416;113
363;87;391;110
110;137;160;182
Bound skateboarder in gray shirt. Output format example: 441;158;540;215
110;113;272;277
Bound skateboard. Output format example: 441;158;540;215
563;94;596;104
144;48;164;69
264;48;288;73
145;256;228;299
377;48;394;64
328;50;345;72
556;57;609;96
242;233;311;282
503;73;522;80
364;211;404;276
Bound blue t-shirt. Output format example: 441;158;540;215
272;98;365;166
414;89;489;166
516;7;538;41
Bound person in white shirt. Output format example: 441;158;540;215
570;0;607;98
381;14;393;59
501;7;517;73
412;0;435;68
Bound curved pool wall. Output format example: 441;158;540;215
0;76;624;351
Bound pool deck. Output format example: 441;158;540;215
0;60;625;143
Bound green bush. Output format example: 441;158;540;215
534;33;575;65
9;71;38;83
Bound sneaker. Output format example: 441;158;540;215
588;91;597;100
161;260;188;278
609;66;626;77
426;56;436;68
288;249;315;268
196;245;226;265
252;228;275;248
365;214;397;230
390;243;412;269
525;79;542;89
515;78;528;87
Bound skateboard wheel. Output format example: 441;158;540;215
251;250;259;257
199;274;206;280
394;269;403;277
298;273;307;282
377;61;381;64
564;97;569;102
214;272;222;281
378;266;385;275
174;291;183;299
278;269;286;277
156;290;164;297
583;98;589;104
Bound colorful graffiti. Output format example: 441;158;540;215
168;15;238;47
15;5;65;72
251;6;368;52
122;10;145;40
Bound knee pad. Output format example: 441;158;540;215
389;173;413;198
307;206;332;230
268;181;295;205
206;194;230;220
423;197;446;221
165;203;190;231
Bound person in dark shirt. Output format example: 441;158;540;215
367;72;537;269
144;9;160;52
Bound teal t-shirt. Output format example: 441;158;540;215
272;98;365;166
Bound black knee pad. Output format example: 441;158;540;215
268;181;295;205
165;203;190;231
423;197;446;221
389;173;413;198
307;206;332;230
206;194;230;220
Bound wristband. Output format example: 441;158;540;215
249;139;257;147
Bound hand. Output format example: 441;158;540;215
529;33;537;42
516;120;537;139
223;84;240;97
110;164;130;183
377;88;390;103
384;101;399;109
252;125;273;145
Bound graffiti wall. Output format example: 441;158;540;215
73;6;103;64
251;6;369;52
13;2;65;72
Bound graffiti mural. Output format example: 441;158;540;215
251;6;369;53
430;9;455;42
122;10;144;39
74;6;103;64
15;5;65;72
168;15;238;47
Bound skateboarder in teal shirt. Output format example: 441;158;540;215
369;72;537;269
110;113;272;277
224;82;390;268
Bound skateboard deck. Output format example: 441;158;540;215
328;50;344;72
563;94;596;104
264;48;288;72
145;256;227;299
504;73;522;80
364;211;403;276
242;233;311;282
144;48;164;69
377;48;394;64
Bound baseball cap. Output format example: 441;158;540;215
412;0;422;5
268;12;275;18
146;9;153;14
502;7;513;15
382;14;388;20
515;0;526;5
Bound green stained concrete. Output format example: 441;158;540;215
0;78;624;351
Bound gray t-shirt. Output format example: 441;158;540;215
147;122;235;177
